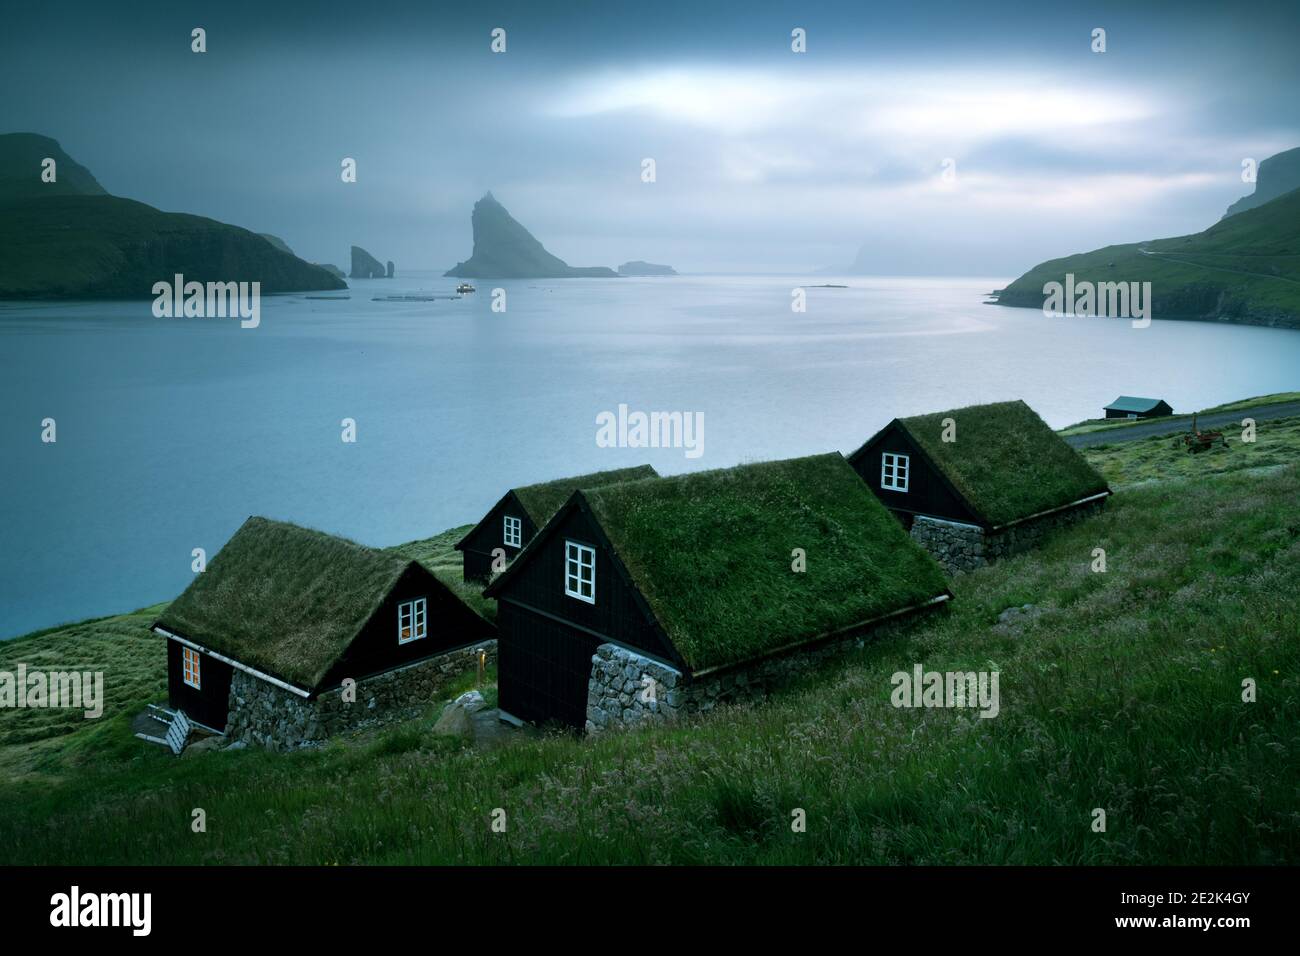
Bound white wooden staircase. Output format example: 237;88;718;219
133;705;192;755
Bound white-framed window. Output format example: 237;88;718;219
881;452;910;492
182;646;202;689
503;514;522;548
564;540;596;604
398;597;427;644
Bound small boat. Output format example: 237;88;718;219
456;283;476;294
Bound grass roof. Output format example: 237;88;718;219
155;517;419;688
580;454;949;672
898;400;1110;527
512;465;657;526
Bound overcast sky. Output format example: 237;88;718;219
6;0;1299;275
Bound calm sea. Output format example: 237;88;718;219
3;272;1299;638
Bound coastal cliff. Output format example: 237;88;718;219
994;172;1300;329
0;133;346;299
350;245;387;279
1222;147;1300;220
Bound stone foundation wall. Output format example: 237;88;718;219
986;498;1106;561
224;641;496;751
910;516;986;573
911;498;1106;574
586;618;923;735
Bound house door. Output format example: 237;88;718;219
497;604;601;730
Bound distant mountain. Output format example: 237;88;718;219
0;133;345;299
350;245;387;279
618;260;677;276
445;192;618;278
993;185;1300;328
0;196;349;299
259;233;294;255
1223;147;1300;219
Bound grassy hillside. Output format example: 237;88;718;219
995;188;1300;327
0;195;346;299
1059;392;1300;437
1;433;1296;864
1082;414;1300;488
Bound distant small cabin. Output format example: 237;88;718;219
152;517;495;748
454;465;657;581
1104;396;1173;419
847;400;1111;573
484;454;950;732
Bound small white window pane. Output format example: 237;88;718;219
564;541;596;604
881;453;910;492
414;598;427;639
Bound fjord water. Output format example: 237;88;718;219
3;273;1299;638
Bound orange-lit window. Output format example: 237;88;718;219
182;647;202;689
398;598;427;644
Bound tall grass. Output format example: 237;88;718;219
1;465;1296;864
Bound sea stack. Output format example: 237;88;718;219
350;245;387;279
385;260;394;278
445;192;618;278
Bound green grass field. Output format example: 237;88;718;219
1;430;1297;864
1083;415;1300;487
1058;392;1300;436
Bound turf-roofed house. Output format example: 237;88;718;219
483;454;951;733
1104;395;1174;420
151;517;495;750
847;400;1111;573
454;465;657;581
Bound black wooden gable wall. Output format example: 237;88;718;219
496;504;680;666
850;422;982;528
493;503;683;729
319;563;494;689
166;639;234;730
460;491;539;580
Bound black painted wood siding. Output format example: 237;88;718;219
849;423;982;527
167;640;234;731
459;492;537;581
318;564;496;690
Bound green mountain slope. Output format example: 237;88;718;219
0;195;346;298
0;132;107;201
0;133;345;299
994;187;1300;328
